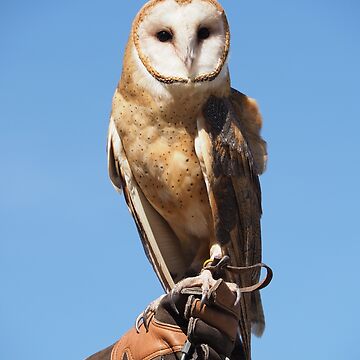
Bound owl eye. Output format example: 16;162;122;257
198;27;210;40
156;30;173;42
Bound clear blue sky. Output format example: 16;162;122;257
1;0;359;359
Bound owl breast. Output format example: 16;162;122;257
113;89;212;246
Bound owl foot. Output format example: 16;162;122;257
169;269;217;313
203;255;242;306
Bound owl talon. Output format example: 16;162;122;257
200;291;208;308
135;295;166;332
135;310;150;333
224;281;242;306
172;269;216;310
135;312;144;333
199;269;214;308
169;289;180;316
234;288;241;306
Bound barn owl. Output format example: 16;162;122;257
107;0;268;358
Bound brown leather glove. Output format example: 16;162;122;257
95;279;244;360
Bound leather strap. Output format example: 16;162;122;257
226;263;273;293
206;261;273;293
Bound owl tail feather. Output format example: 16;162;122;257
250;290;265;337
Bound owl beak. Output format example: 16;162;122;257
175;36;196;74
184;53;194;71
184;41;196;72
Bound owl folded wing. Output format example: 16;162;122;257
195;89;267;356
107;116;189;292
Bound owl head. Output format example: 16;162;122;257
131;0;230;87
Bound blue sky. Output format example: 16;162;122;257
0;0;359;359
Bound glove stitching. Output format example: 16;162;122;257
153;318;185;333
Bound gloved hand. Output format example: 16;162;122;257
107;278;244;360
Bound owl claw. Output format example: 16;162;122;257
169;289;180;316
135;312;144;333
234;287;241;306
135;309;150;333
199;270;212;307
173;269;215;310
224;281;242;306
200;291;208;308
135;295;166;333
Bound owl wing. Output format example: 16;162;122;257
195;89;267;357
107;116;187;293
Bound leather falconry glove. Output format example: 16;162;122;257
86;279;245;360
